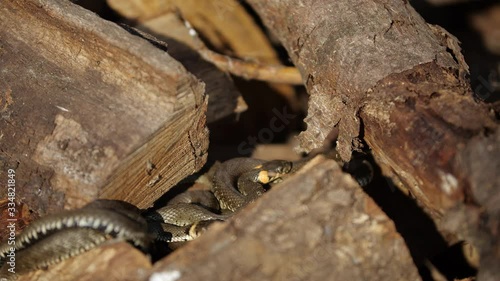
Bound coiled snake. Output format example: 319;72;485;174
0;156;372;280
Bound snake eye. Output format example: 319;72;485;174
253;174;260;182
277;162;292;174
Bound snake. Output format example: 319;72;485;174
0;200;149;280
145;158;294;243
0;155;372;279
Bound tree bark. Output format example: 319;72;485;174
0;0;208;216
245;0;499;279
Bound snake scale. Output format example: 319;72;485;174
0;156;372;280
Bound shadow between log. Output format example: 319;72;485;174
361;153;477;281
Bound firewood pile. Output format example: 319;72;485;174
0;0;498;280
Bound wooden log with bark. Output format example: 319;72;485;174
107;0;302;110
13;156;422;281
245;0;495;215
152;156;421;281
245;0;499;279
0;0;497;280
0;0;209;215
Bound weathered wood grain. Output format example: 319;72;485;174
246;0;497;216
245;0;499;278
0;0;208;216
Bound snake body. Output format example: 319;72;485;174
211;158;293;212
145;158;293;242
145;190;227;243
0;200;149;280
0;156;372;279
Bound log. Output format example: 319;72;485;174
107;0;301;110
0;0;208;216
441;129;500;281
245;0;499;278
1;1;495;280
133;15;247;123
17;243;151;281
152;156;420;281
246;0;496;216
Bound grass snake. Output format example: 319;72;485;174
0;156;372;279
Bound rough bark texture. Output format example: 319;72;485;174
247;0;452;154
247;0;495;209
362;63;492;214
440;128;500;281
0;0;208;215
152;156;420;281
246;0;499;279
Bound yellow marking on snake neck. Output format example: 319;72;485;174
254;164;263;169
189;222;200;239
258;171;270;184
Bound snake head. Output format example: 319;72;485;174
256;160;293;184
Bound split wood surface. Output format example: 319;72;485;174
0;0;497;280
0;0;208;213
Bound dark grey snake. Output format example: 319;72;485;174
0;156;372;279
0;200;149;280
